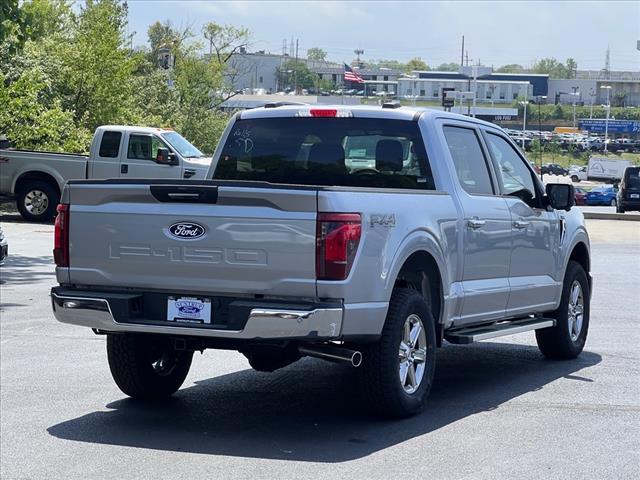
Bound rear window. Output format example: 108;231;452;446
98;131;122;158
213;117;435;190
624;167;640;188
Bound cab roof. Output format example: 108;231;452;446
238;103;500;130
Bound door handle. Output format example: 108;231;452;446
120;164;128;174
467;218;486;229
183;168;196;179
513;220;530;229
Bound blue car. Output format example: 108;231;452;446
585;186;618;206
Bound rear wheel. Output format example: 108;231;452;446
536;261;590;359
358;288;436;418
616;204;625;213
107;334;193;399
610;198;617;207
571;175;580;183
16;180;59;222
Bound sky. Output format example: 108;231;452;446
123;0;640;71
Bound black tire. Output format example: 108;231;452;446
16;180;59;222
571;175;580;183
610;198;617;207
536;261;590;359
616;205;625;213
107;334;193;399
358;288;436;418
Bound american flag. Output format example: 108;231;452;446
344;63;364;83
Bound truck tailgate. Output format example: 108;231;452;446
64;181;318;297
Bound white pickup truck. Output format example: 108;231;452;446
0;126;212;221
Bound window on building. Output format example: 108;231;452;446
513;92;518;99
420;89;426;96
259;76;263;84
384;75;388;81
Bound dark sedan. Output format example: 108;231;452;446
541;163;568;176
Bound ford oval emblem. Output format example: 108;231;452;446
168;222;206;240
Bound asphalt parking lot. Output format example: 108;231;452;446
1;217;639;480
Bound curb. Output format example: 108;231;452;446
583;212;640;221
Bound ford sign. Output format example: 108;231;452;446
168;222;206;240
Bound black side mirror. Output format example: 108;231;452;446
156;148;177;165
546;183;575;211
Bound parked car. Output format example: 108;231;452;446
616;166;640;213
569;166;588;182
541;163;568;176
0;126;212;222
585;186;618;206
574;187;587;205
0;226;7;264
51;105;591;419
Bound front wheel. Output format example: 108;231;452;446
358;289;436;418
107;334;193;399
571;175;580;183
536;261;590;359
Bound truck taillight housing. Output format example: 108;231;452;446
54;204;70;267
316;213;361;280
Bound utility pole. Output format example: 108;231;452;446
460;35;464;68
465;51;469;67
354;48;364;68
294;38;299;94
601;85;612;152
571;86;579;127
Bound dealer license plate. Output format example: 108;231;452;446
167;296;212;324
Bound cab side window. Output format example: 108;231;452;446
127;135;168;161
485;133;538;207
99;131;122;158
443;126;494;195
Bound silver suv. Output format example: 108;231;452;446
51;105;591;418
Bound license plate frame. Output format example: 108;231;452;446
167;296;212;324
630;193;639;199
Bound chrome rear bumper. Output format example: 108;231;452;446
51;291;342;340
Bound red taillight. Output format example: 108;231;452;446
310;109;337;117
316;213;361;280
54;204;69;267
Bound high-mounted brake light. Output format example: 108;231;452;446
316;213;362;281
297;108;353;118
54;204;70;267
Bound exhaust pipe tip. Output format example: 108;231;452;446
351;351;362;367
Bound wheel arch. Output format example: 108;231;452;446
14;170;62;197
568;241;590;276
393;250;445;345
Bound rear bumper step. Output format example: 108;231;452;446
445;317;556;344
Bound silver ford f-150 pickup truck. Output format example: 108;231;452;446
51;104;591;418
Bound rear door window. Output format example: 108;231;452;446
214;117;435;190
442;126;494;195
98;131;122;158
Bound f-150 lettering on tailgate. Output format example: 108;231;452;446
108;244;267;265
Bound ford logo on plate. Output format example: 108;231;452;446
168;222;206;240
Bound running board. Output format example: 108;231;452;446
444;317;556;344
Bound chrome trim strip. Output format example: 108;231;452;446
51;293;343;340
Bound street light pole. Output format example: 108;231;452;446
601;85;612;153
536;95;547;181
520;97;529;149
571;86;579;128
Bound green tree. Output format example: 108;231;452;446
306;47;327;61
496;63;524;73
565;57;577;78
435;62;459;72
405;57;428;72
276;59;317;91
532;57;576;79
0;69;91;152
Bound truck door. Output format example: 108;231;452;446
90;130;124;179
442;125;512;326
121;133;181;179
482;131;560;315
